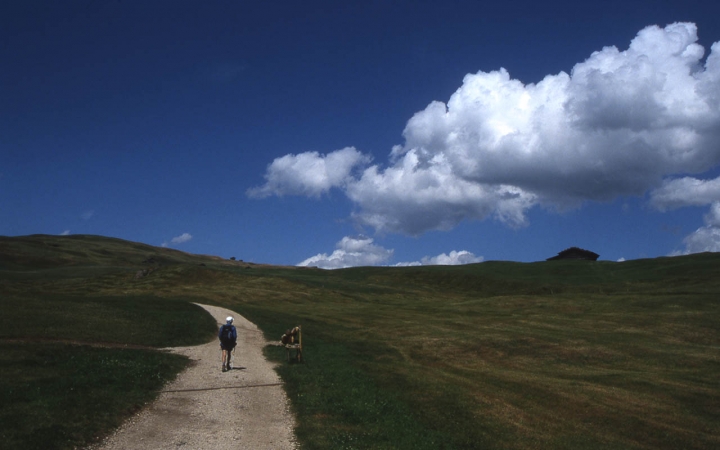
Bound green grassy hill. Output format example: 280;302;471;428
1;234;718;449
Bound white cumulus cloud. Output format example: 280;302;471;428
162;232;193;247
394;250;484;266
298;237;483;269
247;147;371;198
649;176;720;211
297;236;393;269
251;23;720;236
650;177;720;255
673;202;720;255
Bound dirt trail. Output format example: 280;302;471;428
92;304;296;450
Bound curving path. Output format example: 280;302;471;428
92;304;296;450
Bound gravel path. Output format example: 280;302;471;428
92;304;296;450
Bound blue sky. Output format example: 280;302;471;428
3;1;720;268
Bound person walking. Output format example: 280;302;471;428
218;316;237;372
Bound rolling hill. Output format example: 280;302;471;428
1;234;718;449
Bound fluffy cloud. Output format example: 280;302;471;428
251;23;720;235
673;202;720;254
162;232;193;247
394;250;484;266
298;236;482;269
171;233;193;244
60;230;71;236
650;177;720;255
345;154;536;234
649;176;720;210
297;236;393;269
247;147;371;198
682;227;720;253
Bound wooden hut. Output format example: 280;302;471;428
546;247;599;261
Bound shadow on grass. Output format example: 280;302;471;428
0;295;217;348
0;343;189;450
264;340;456;450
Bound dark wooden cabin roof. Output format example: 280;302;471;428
546;247;599;261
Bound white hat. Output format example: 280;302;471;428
226;316;234;324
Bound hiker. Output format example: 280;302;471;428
218;316;237;372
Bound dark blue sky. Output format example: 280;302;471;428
3;1;720;267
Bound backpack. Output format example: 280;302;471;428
221;325;235;345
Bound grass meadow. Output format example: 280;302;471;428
1;234;718;449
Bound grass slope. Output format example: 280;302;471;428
0;343;188;450
1;235;719;449
0;235;219;449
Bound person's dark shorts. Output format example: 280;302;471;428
220;342;236;351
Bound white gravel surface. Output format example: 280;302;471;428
92;304;296;450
